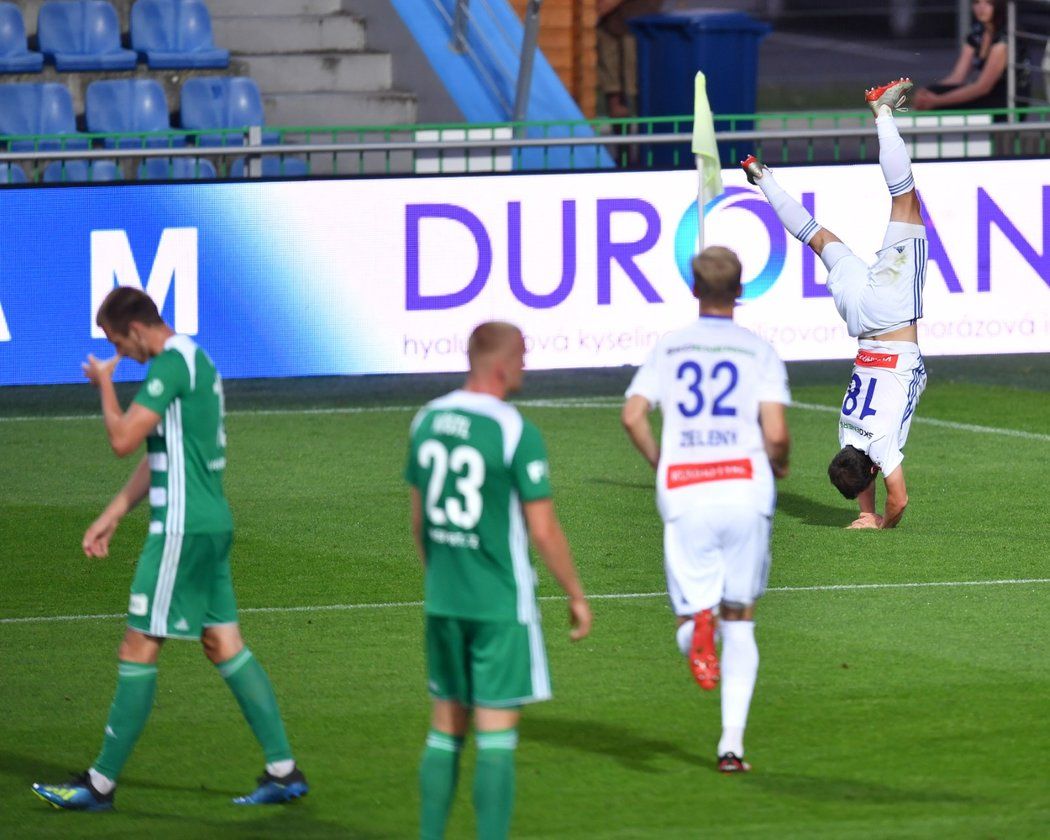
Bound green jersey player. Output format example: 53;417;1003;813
32;287;307;811
406;321;592;840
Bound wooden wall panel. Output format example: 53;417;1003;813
510;0;597;118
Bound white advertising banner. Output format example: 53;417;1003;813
2;159;1046;385
380;160;1050;369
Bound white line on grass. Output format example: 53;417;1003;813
2;578;1048;626
2;397;1046;442
790;401;1050;442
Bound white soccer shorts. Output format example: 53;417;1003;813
663;505;772;616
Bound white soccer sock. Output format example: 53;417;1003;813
754;170;820;244
88;767;116;795
718;620;759;757
877;113;914;197
675;620;694;657
266;759;295;778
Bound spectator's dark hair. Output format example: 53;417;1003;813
984;0;1006;33
692;246;742;305
95;287;163;336
827;445;876;499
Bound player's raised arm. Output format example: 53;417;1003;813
524;499;592;641
880;468;909;529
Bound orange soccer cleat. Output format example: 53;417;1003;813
865;78;913;116
688;608;720;690
740;153;765;185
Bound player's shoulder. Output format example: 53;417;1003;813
412;390;524;436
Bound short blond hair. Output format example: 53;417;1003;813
467;321;522;370
691;246;742;304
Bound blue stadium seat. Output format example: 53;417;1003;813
0;3;44;72
131;0;229;69
0;82;89;151
43;159;123;182
137;156;216;180
38;1;137;71
179;76;278;146
229;156;309;178
0;162;28;184
86;79;184;149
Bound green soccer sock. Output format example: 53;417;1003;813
473;729;518;840
92;661;158;782
216;648;293;763
419;730;464;840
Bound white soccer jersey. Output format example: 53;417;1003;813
626;316;791;521
827;229;928;338
837;340;927;477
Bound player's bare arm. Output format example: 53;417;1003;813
523;499;592;641
82;456;151;558
409;488;426;565
880;468;909;529
621;394;659;470
758;401;791;478
82;353;161;457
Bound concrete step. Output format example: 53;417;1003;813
212;15;366;54
240;53;391;94
208;0;347;16
262;91;417;127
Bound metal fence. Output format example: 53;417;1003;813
3;106;1050;183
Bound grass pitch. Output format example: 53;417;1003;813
1;357;1048;839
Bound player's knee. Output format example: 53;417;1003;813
818;241;852;273
890;191;923;226
828;446;876;499
200;626;244;664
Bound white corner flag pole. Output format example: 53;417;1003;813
691;71;724;254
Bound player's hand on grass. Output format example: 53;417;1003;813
847;513;883;529
83;515;118;557
568;596;592;641
82;353;121;387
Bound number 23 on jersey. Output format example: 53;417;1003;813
418;441;485;529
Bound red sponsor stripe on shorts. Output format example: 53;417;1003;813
667;459;753;489
855;350;899;368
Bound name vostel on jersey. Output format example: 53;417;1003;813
432;412;471;439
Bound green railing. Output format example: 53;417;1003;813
3;107;1050;183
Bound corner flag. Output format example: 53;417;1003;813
692;71;724;250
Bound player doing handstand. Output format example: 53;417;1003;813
742;78;928;529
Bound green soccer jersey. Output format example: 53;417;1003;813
405;390;553;623
133;335;232;535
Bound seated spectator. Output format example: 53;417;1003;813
913;0;1007;113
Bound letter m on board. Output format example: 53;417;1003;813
90;228;199;338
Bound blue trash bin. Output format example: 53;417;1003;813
629;11;770;167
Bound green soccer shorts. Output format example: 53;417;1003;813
425;615;552;708
127;532;238;640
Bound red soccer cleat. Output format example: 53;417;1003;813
740;154;765;185
688;609;720;690
718;752;752;773
864;78;913;116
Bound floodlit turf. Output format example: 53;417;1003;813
1;359;1048;838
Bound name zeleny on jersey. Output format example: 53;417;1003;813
680;429;739;448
